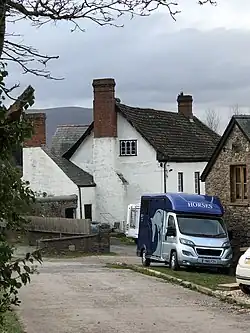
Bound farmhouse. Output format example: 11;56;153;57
23;78;219;228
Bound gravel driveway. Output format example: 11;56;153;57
18;255;250;333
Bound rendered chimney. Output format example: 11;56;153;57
24;113;46;147
92;78;117;138
177;92;193;118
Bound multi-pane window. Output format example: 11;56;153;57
194;171;200;194
230;165;247;202
178;172;184;192
120;140;137;156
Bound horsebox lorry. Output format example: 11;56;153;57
136;193;233;273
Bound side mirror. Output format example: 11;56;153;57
228;230;233;241
166;228;176;237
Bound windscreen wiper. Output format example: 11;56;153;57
213;233;227;238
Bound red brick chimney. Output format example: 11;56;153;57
24;113;46;147
177;92;193;118
92;78;117;138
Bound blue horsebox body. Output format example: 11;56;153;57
137;193;232;268
140;193;224;217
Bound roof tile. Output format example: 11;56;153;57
117;103;220;162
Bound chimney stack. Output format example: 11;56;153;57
92;78;117;138
177;92;193;118
24;113;46;147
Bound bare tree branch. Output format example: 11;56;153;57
229;104;242;117
0;0;217;79
204;108;221;133
5;85;35;121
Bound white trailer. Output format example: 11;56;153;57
125;203;140;243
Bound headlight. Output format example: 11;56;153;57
222;241;231;248
179;238;195;247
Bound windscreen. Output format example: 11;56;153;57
177;216;227;238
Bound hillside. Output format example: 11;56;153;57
28;106;93;146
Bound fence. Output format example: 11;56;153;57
25;216;91;235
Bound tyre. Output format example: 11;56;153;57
142;249;151;267
219;267;231;275
170;251;179;271
240;284;250;295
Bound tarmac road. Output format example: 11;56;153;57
18;254;250;333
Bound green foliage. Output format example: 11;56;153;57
0;64;42;325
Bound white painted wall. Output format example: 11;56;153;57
116;113;162;209
165;162;206;195
68;112;208;226
70;132;94;174
92;137;125;226
80;186;96;220
116;113;206;208
23;147;80;218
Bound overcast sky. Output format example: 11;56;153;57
6;0;250;131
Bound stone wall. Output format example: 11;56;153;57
38;232;110;255
30;195;78;218
6;229;84;246
205;124;250;247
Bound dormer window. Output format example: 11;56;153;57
120;140;137;156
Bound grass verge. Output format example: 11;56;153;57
150;266;235;290
111;234;135;246
1;311;23;333
107;263;250;308
107;263;234;290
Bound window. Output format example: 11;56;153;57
230;165;247;202
168;215;176;229
194;172;200;194
84;204;92;220
178;172;183;192
120;140;137;156
65;208;75;219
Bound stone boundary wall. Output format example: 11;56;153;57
38;232;110;255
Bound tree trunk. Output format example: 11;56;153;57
0;0;6;59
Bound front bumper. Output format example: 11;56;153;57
178;245;232;268
236;264;250;286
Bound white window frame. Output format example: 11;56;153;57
178;172;183;192
120;140;137;156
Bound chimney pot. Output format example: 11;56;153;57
177;92;193;118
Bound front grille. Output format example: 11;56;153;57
196;248;222;257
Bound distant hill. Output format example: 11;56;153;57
28;107;93;146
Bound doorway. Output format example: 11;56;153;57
84;204;92;220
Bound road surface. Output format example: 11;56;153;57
18;254;250;333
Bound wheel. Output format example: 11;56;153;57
142;249;151;267
240;284;250;294
170;251;179;271
219;267;231;275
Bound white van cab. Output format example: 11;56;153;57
236;247;250;294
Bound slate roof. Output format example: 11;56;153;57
64;102;220;162
201;115;250;181
117;103;220;162
51;124;89;156
43;146;95;187
45;123;95;187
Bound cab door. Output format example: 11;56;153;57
161;213;177;262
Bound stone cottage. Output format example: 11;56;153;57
201;115;250;247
